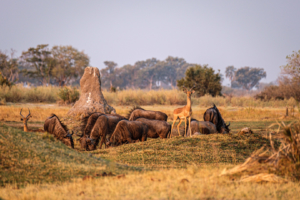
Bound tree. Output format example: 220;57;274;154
20;44;53;85
135;58;159;90
177;65;222;97
234;67;266;90
225;66;236;87
100;61;118;89
51;45;89;86
281;50;300;81
0;50;19;83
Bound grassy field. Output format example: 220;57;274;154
0;103;300;199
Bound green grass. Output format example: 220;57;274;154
0;124;140;187
0;120;285;187
91;133;278;170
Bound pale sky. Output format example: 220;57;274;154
1;0;300;86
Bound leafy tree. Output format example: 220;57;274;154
281;50;300;81
135;58;159;89
51;45;89;86
100;61;118;89
234;67;266;90
20;44;53;85
177;65;222;97
0;50;19;83
225;66;236;87
156;56;192;88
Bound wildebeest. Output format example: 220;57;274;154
44;114;74;148
187;118;217;136
106;120;148;147
127;106;168;121
203;104;230;134
135;117;171;138
78;112;125;150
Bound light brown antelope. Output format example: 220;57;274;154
171;85;195;137
20;108;32;132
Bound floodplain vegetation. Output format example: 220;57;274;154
0;96;300;199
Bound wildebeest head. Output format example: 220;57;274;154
44;114;74;148
220;122;230;134
62;130;74;148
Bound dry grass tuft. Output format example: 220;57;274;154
220;120;300;182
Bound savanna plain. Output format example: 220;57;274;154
0;88;300;200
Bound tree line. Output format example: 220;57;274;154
0;43;273;97
0;44;89;86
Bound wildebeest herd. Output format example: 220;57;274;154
42;103;230;150
41;86;230;150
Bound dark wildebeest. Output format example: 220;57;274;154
44;114;74;148
78;112;126;151
135;117;171;138
203;104;230;134
127;106;168;121
186;118;217;136
106;120;148;147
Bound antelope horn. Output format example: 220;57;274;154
26;108;31;118
190;84;196;91
227;122;230;126
20;108;25;118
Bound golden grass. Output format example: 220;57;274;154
1;165;300;200
0;104;298;125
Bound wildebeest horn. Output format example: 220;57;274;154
20;108;25;118
227;122;230;127
76;131;83;137
26;108;31;118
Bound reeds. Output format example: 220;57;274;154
0;85;298;108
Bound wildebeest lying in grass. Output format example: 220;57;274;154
135;117;171;138
44;114;74;148
203;104;230;134
106;120;148;147
78;112;125;150
187;119;217;136
127;106;168;121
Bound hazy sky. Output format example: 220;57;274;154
1;0;300;86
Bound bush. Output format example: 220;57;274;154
58;87;80;104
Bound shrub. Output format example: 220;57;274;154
58;87;80;104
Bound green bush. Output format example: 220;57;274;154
58;87;80;103
0;72;12;87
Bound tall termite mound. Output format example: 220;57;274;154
67;67;115;118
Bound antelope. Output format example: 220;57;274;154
20;108;32;132
171;85;195;137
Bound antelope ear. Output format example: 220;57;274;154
191;90;195;94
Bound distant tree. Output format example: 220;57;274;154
0;49;19;83
156;56;192;88
225;66;236;87
234;67;266;90
20;44;53;85
177;65;222;97
51;45;89;86
100;61;118;89
135;58;159;90
281;50;300;81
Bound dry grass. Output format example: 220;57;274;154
220;121;300;183
1;165;300;200
1;85;299;108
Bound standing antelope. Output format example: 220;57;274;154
20;108;32;132
171;85;195;137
